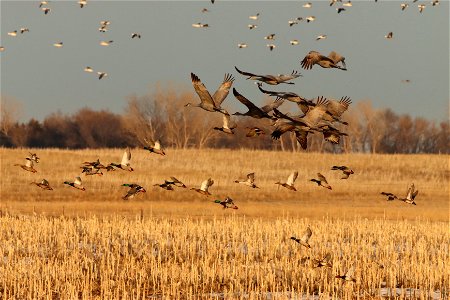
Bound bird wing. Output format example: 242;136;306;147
286;171;298;186
190;73;217;108
222;113;231;129
301;51;328;70
235;66;260;78
26;159;34;168
324;252;332;262
154;140;162;150
405;183;415;200
276;70;302;82
232;88;263;114
212;73;234;107
201;178;214;191
302;97;329;127
295;130;309;150
317;173;328;183
412;189;419;200
261;98;285;113
345;265;355;278
327;51;345;64
74;177;82;185
323;127;344;144
326;96;352;118
42;179;49;185
300;227;312;243
121;147;131;166
271;122;296;140
247;172;256;183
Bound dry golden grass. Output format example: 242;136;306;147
0;215;447;299
0;148;448;298
0;148;448;220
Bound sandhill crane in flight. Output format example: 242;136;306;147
232;88;284;119
20;28;29;34
306;16;316;23
186;73;234;114
301;51;347;70
264;34;275;40
235;66;301;85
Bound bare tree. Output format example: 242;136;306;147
0;96;22;136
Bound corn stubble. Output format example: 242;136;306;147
0;216;447;299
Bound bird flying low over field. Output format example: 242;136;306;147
301;51;347;70
27;152;40;163
275;171;298;191
381;183;418;205
122;184;146;200
336;265;356;282
31;179;53;191
64;177;85;191
143;138;166;156
310;173;332;190
107;147;133;171
213;113;237;135
187;73;234;114
313;253;332;268
331;166;354;179
14;159;37;173
291;226;312;248
191;178;214;196
235;66;301;85
234;172;259;189
81;165;103;176
232;88;284;119
214;196;238;209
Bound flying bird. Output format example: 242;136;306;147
186;72;234;114
267;44;276;51
246;127;265;137
27;152;40;163
84;66;93;73
14;159;37;173
213;113;236;134
313;253;332;268
248;24;258;30
337;7;346;13
53;42;63;48
122;184;146;200
316;34;327;41
385;32;393;39
8;31;18;37
107;147;133;171
64;177;85;191
192;23;209;28
331;166;354;179
401;3;408;10
238;43;248;49
31;179;53;191
336;265;356;282
264;34;275;40
306;16;316;23
39;1;49;8
143;138;166;156
275;171;298;191
249;13;260;20
303;2;312;8
20;28;30;34
191;178;214;196
100;40;113;46
300;51;347;70
418;4;426;13
343;1;352;7
131;33;141;39
201;8;209;13
41;7;51;14
330;0;342;6
290;40;299;45
310;173;332;190
78;0;87;8
97;72;107;80
235;66;301;85
165;177;187;188
291;226;312;248
214;197;238;209
234;172;259;189
381;183;418;205
232;88;283;119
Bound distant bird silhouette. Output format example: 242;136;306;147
84;66;93;73
264;33;275;40
131;33;141;39
267;44;276;51
192;23;209;28
313;253;332;268
8;31;18;37
290;40;299;45
418;4;426;13
53;42;63;48
306;16;316;23
316;34;327;41
100;40;113;46
310;173;332;190
41;7;51;14
248;24;258;30
20;28;30;34
401;3;408;11
385;32;393;39
301;51;347;70
97;72;107;80
235;66;301;85
78;0;87;8
303;2;312;8
238;43;248;49
249;13;260;20
337;7;346;13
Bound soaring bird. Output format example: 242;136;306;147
235;66;301;85
330;0;342;6
249;13;260;20
290;39;299;45
238;43;248;49
343;1;352;7
400;3;408;10
337;7;346;13
381;183;418;205
321;125;348;145
191;178;214;196
64;177;85;191
84;66;93;73
107;147;133;171
53;42;63;48
310;173;332;190
264;33;275;40
192;23;209;28
131;33;141;39
303;2;312;8
122;184;146;200
316;34;327;41
385;32;393;39
256;83;310;106
301;51;347;70
267;44;276;51
275;171;298;191
0;46;4;52
81;166;103;176
291;226;312;248
213;113;236;134
418;4;426;13
306;16;316;23
154;181;175;191
234;172;259;189
214;196;238;209
20;28;30;34
100;40;113;46
165;177;187;188
97;72;107;80
14;159;37;173
8;31;18;37
41;7;51;14
186;73;234;114
232;88;283;119
248;24;258;30
143;138;166;156
31;179;53;191
27;152;40;163
39;1;49;8
78;0;87;8
331;166;354;179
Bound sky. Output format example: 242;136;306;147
1;0;449;122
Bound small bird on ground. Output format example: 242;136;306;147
64;177;85;191
31;179;53;190
191;178;214;196
275;171;298;191
331;166;354;179
214;196;238;209
291;226;312;248
310;173;332;190
235;172;259;188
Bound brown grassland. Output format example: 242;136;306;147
0;148;449;299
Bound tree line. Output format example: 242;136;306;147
1;86;448;154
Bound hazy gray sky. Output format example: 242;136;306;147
1;1;449;121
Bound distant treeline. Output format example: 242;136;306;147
1;86;448;154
